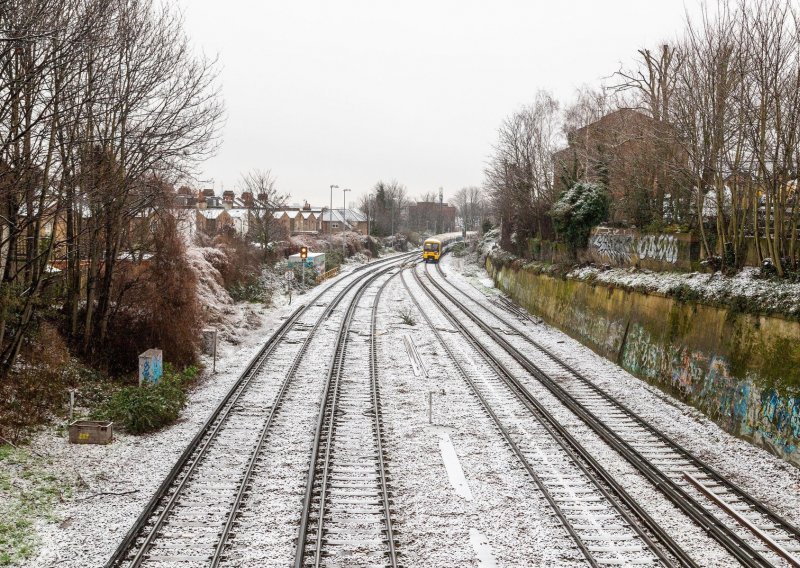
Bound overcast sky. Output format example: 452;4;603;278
181;0;702;206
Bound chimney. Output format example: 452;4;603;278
222;190;234;210
242;192;254;207
257;193;269;204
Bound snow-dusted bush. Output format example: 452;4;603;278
94;365;198;434
550;182;609;256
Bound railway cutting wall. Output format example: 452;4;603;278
485;255;800;468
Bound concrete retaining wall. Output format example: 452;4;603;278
486;255;800;467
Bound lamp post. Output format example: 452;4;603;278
329;184;338;235
342;188;351;260
439;187;444;234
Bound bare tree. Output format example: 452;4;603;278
670;1;746;265
484;90;562;248
0;0;224;376
240;168;288;254
369;179;409;236
451;186;486;232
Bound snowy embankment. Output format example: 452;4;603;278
570;264;800;319
20;248;364;568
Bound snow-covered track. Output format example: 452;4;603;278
105;253;413;568
405;267;682;568
425;261;800;568
294;267;400;568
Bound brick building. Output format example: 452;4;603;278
407;201;457;233
552;108;687;225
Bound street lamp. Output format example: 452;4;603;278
439;187;444;234
329;184;338;235
342;188;351;260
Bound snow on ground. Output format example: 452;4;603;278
378;273;584;567
21;241;800;567
444;252;800;529
20;254;374;568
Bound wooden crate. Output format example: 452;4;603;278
68;420;113;445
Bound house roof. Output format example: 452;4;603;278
320;209;366;223
226;208;249;219
198;209;226;219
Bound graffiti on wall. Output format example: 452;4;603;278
590;228;678;265
591;230;634;264
637;234;678;263
622;323;799;456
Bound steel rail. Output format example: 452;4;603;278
401;270;600;566
406;267;687;568
422;262;776;568
294;263;402;568
106;305;305;568
210;258;410;566
436;264;800;545
106;252;414;568
369;267;399;567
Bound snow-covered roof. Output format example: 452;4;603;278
226;208;249;219
320;209;366;223
198;209;225;219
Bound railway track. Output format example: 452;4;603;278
404;267;685;568
106;253;412;568
421;260;800;568
294;263;400;567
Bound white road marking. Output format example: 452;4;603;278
470;528;499;567
438;431;473;501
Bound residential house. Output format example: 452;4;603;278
320;209;368;234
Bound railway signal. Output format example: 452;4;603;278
299;246;308;285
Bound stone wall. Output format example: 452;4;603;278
585;227;699;271
486;255;800;467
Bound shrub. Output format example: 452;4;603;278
211;233;262;291
481;219;493;234
0;322;72;442
103;215;203;374
550;182;609;257
94;365;198;434
671;283;702;304
229;274;273;304
450;242;467;257
363;236;380;258
325;247;344;271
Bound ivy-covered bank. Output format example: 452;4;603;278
486;254;800;467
